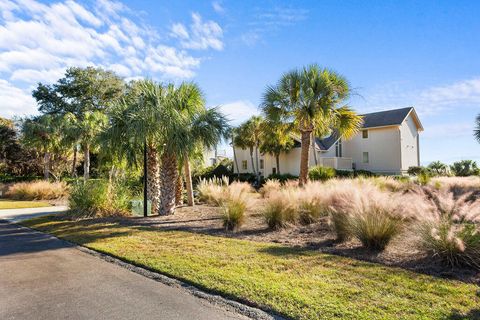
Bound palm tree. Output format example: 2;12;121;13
475;114;480;143
259;121;294;174
233;116;264;180
262;64;363;186
21;115;63;180
428;161;448;176
103;80;163;213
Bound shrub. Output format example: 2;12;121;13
263;190;299;229
355;169;376;177
68;179;131;218
335;170;354;178
450;160;480;177
266;173;298;182
417;190;480;269
408;166;429;176
428;161;449;176
5;180;69;200
308;166;336;182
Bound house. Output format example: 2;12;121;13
233;107;424;176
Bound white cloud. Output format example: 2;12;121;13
218;100;259;125
0;79;37;117
0;0;224;118
171;12;223;51
212;1;225;14
357;78;480;116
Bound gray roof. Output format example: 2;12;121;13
360;107;413;129
314;107;416;151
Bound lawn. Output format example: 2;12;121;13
0;199;50;209
22;216;479;320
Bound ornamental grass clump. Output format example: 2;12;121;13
417;189;480;269
6;180;69;200
259;179;281;198
196;176;230;205
263;189;299;229
327;180;407;249
297;182;333;224
221;183;253;232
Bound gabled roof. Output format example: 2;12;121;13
313;107;423;151
361;107;423;130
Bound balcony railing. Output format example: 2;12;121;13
318;157;352;170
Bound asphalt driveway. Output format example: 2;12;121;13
0;221;249;320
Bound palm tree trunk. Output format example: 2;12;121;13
175;172;183;206
249;147;256;174
232;141;239;174
299;130;312;186
160;152;177;215
146;146;161;214
184;155;194;206
311;132;318;166
255;145;260;182
275;153;280;175
83;144;90;180
43;152;50;180
71;146;77;177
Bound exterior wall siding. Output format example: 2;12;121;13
399;114;420;171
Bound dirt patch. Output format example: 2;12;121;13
95;200;480;285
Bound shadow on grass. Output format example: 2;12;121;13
447;308;480;320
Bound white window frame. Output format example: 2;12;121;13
241;160;247;170
362;152;369;164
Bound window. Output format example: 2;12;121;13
362;130;368;139
241;160;247;170
260;159;264;170
362;152;369;164
272;167;277;174
335;140;342;157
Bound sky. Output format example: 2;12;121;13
1;0;479;165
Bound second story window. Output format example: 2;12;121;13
335;140;342;157
362;130;369;139
241;160;247;170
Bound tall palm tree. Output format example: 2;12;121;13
475;114;480;143
259;121;294;174
233;116;264;180
161;83;229;210
103;80;163;213
21;115;63;180
262;64;363;186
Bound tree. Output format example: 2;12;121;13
102;80;163;213
233;116;264;181
427;161;448;176
21;115;63;180
32;66;124;179
259;121;294;174
475;114;480;143
261;64;363;185
450;160;480;177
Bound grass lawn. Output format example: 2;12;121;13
22;216;479;320
0;199;50;209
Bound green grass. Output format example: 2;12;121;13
22;216;479;320
0;199;50;209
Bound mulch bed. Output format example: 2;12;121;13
104;199;480;285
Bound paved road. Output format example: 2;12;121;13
0;222;248;320
0;206;68;222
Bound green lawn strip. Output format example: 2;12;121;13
21;216;479;320
0;199;50;209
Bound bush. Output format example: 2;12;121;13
68;179;132;218
308;166;336;182
417;190;480;269
266;173;298;182
5;180;69;200
417;171;431;186
428;161;449;176
335;170;354;178
408;166;429;176
354;169;376;177
450;160;480;177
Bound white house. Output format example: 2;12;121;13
233;107;424;176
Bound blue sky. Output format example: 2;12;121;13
1;0;479;164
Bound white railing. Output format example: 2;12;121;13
318;157;352;170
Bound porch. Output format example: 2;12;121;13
317;157;353;171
